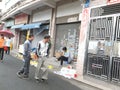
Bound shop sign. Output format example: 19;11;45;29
79;8;90;43
57;14;79;24
5;20;14;27
67;16;78;23
15;13;28;25
108;0;120;4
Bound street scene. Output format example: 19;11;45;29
0;0;120;90
0;55;100;90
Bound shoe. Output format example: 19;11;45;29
16;72;23;78
35;79;40;83
1;60;3;63
40;79;46;82
22;75;29;79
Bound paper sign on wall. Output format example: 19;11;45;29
108;0;120;5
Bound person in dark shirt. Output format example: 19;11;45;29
17;35;34;79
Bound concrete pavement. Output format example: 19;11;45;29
0;54;100;90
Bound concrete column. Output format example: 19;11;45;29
76;8;90;77
49;7;57;57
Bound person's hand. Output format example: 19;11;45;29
34;54;39;61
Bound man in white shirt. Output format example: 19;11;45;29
5;37;12;55
35;35;50;82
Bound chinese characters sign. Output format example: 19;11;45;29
15;13;28;25
108;0;120;4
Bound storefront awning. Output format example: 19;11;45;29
36;25;49;35
11;24;24;29
22;23;41;30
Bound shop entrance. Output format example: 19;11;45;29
19;30;27;45
55;22;80;61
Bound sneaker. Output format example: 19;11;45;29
40;79;47;82
1;60;3;63
16;72;23;78
22;75;29;79
35;79;40;83
0;59;3;62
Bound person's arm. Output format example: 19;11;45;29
47;42;52;56
64;51;70;57
24;42;29;56
36;42;41;57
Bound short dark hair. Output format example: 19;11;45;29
62;47;67;51
28;35;34;38
1;34;4;36
44;35;50;39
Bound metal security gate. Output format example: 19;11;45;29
87;54;110;79
55;23;80;59
111;16;120;83
87;16;114;80
86;3;120;83
87;15;120;83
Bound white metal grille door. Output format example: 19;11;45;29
87;17;114;80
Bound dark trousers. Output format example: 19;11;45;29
58;56;68;65
0;48;4;60
19;55;31;75
6;47;10;55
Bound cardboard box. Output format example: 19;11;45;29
55;52;63;58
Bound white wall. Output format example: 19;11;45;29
57;1;82;18
2;0;21;13
32;9;52;22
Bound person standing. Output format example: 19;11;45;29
0;34;5;62
35;35;50;82
5;37;12;55
17;35;34;79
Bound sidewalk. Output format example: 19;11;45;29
10;49;120;90
75;75;120;90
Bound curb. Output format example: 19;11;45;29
73;77;112;90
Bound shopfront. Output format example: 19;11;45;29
55;15;81;60
21;22;49;48
11;13;29;49
31;8;51;46
55;1;82;61
86;2;120;83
